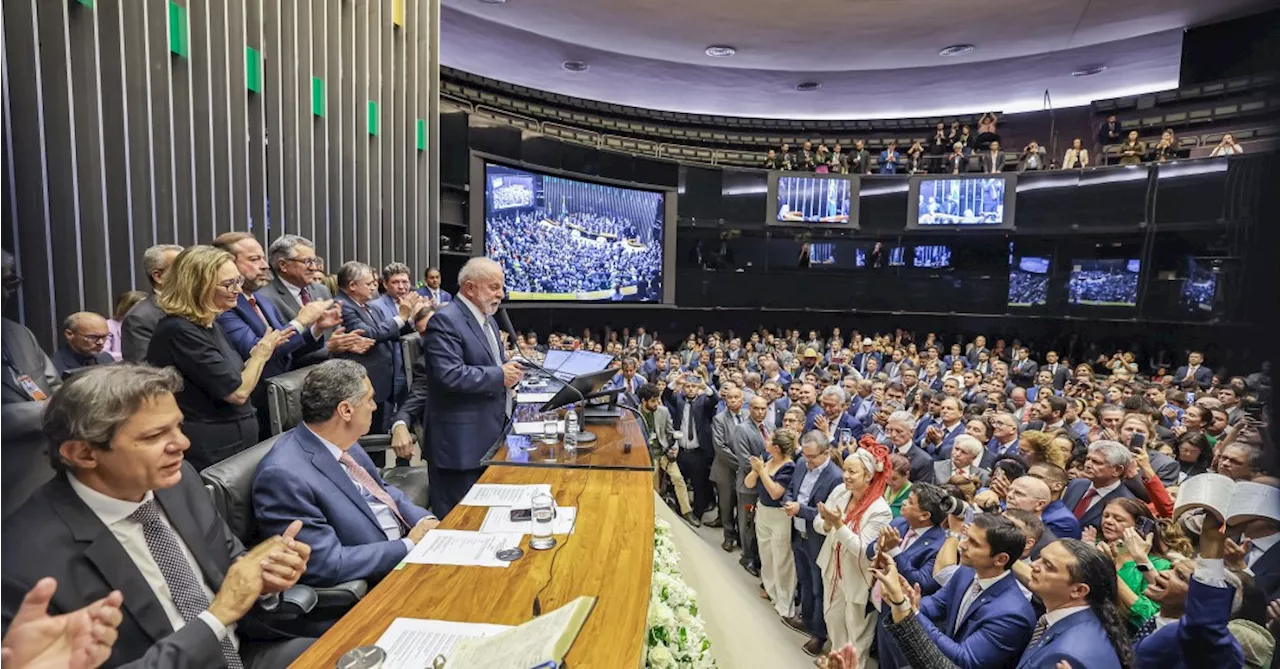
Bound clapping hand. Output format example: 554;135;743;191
250;328;294;359
878;526;902;554
782;501;801;518
1;578;123;669
260;521;311;594
326;327;375;354
396;292;424;320
925;425;943;445
814;413;830;435
1081;525;1099;545
817;501;843;529
816;643;860;669
1122;526;1153;564
748;455;765;474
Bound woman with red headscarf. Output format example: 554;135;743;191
814;436;893;666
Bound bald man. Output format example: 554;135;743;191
51;312;115;378
1004;475;1059;559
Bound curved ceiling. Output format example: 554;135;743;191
439;0;1272;119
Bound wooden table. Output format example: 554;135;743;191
291;417;654;668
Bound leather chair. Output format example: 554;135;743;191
401;332;420;385
198;436;366;613
264;366;430;508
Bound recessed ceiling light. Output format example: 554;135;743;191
1072;65;1108;77
561;60;589;73
477;0;506;4
705;45;736;58
938;44;975;57
795;82;822;92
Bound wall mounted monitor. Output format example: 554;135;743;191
474;155;676;303
1008;256;1050;307
806;242;837;267
766;172;859;226
888;246;906;267
1181;258;1219;313
913;245;952;268
855;248;867;267
1068;259;1140;307
907;174;1016;230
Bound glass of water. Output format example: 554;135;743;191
541;417;559;445
529;491;557;550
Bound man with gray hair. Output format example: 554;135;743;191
253;359;436;588
121;243;182;362
934;433;991;487
885;409;936;484
335;261;422;434
421;257;524;517
810;385;860;445
3;365;316;667
257;234;332;322
1061;440;1136;532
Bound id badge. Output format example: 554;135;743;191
16;374;47;401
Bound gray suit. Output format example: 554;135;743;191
710;408;748;542
1;318;60;513
645;404;677;456
933;460;991;488
1147;449;1181;488
733;420;770;567
255;277;332;323
120;295;165;363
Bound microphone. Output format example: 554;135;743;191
497;308;586;407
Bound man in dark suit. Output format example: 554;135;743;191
253;360;438;587
733;395;772;575
664;373;719;523
1173;351;1214;390
871;483;950;669
420;258;524;518
416;266;452;306
51;312;116;378
1016;540;1125;669
1060;441;1136;532
885;411;936;484
1009;347;1039;389
983;411;1022;470
1;365;314;668
980;141;1007;174
120;244;182;363
258;234;334;323
1042;351;1070;391
1096;114;1122;148
334;262;421;436
782;431;844;656
710;385;748;551
851;338;881;377
369;262;417;408
1024;464;1082;541
390;306;438;464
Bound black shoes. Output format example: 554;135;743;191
802;637;825;656
705;517;723;529
721;538;738;552
680;511;701;527
782;616;807;634
743;562;760;578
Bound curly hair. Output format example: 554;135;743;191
1018;430;1068;469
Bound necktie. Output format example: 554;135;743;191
954;580;984;633
1028;615;1048;647
901;529;918;551
1185;366;1195;381
337;451;408;532
245;295;268;326
299;286;311;305
129;501;244;669
1072;487;1098;519
481;320;502;365
684;403;694;444
759;422;768;442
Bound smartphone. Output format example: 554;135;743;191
839;429;853;447
1135;516;1155;537
685;374;699;384
1129;433;1146;451
510;508;532;522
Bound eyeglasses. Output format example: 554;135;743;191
285;257;320;268
75;332;110;343
217;277;245;290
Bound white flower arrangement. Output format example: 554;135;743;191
645;519;717;669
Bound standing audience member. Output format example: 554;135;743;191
851;141;872;175
1098;114;1123;147
257;235;331;323
1019;141;1048;171
1082;498;1176;632
120;244;182;363
370;262;416;408
105;290;147;362
333;262;420;434
711;385;749;552
1061;440;1136;533
416;266;453;306
783;430;845;656
879;142;900;175
51;312;115;378
1209;134;1244;157
146;246;289;469
639;383;697;525
746;428;799;619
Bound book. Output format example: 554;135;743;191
440;595;597;669
1173;474;1280;525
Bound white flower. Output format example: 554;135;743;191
647;644;674;669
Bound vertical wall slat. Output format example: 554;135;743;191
353;0;369;263
189;0;216;241
207;0;233;236
311;0;328;254
98;0;138;294
169;0;197;246
245;0;268;244
278;0;300;239
394;1;410;275
294;0;314;245
380;0;395;272
226;0;249;232
68;0;110;314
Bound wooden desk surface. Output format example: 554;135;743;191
486;411;653;470
291;420;655;669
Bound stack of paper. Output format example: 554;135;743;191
402;530;524;568
374;619;512;669
460;483;554;507
480;506;577;536
442;596;597;669
513;420;564;435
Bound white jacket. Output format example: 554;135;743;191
814;487;893;610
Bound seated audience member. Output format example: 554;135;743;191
1150;129;1178;162
1119;130;1146;165
1062;138;1089;169
120;244;182;362
253;360;438;587
1209;134;1244;157
146;245;289;469
745;427;798;619
1081;498;1176;631
1018;141;1048;171
884;454;914;517
906;141;927;174
1062;440;1136;532
1;364;315;667
762;149;779;170
51;312;115;378
1028;462;1082;540
879;142;900;174
782;430;844;655
106;290;147;362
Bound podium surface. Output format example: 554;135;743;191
483;405;653;470
290;415;655;668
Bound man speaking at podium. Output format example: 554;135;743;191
422;258;524;518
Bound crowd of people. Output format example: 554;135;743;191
1068;264;1142;306
517;325;1278;667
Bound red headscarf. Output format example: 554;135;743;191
832;437;892;585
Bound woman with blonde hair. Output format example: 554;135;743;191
746;427;799;619
1018;429;1068;468
147;245;289;468
814;436;893;666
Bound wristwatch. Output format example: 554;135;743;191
945;530;961;540
1135;562;1153;573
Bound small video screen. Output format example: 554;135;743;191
775;176;853;224
888;247;906;267
807;242;836;266
913;245;952;268
1008;256;1050;307
1068;259;1140;307
855;248;867;268
1181;259;1218;313
916;177;1007;226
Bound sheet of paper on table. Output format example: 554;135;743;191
515;391;556;404
512;420;565;436
480;506;577;536
460;483;554;507
402;530;524;568
374;618;512;669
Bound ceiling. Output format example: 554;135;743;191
438;0;1272;119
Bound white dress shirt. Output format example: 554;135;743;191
1246;533;1280;572
311;427;416;550
956;570;1012;630
1043;604;1090;629
68;475;238;648
1083;480;1122;514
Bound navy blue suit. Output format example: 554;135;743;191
803;410;861;440
335;293;413;432
1172;365;1213;390
915;567;1036;669
1061;479;1136;532
902;443;938;484
252;425;432;586
1251;544;1280;600
935;421;966;460
216;293;318;380
784;459;843;641
1134;577;1244;669
665;389;719;515
416;286;452;304
852;351;882;375
943;354;971;370
914;415;937;443
983;438;1021;470
421;298;509;518
369;295;407;405
1016;608;1122;669
1039;500;1082;540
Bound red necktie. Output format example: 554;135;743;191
299;286;311;305
338;451;408;531
760;423;768;441
1072;487;1098;519
246;295;268;326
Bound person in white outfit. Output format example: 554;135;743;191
814;437;894;667
745;418;802;619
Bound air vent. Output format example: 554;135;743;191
705;45;737;58
795;82;822;92
561;61;589;73
1072;65;1108;77
938;44;975;57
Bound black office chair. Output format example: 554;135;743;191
264;366;430;508
401;333;420;385
199;436;366;613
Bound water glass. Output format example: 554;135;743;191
529;491;557;550
541;419;559;445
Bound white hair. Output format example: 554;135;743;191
1088;440;1132;468
952;434;984;458
457;257;503;286
887;410;917;432
819;386;848;404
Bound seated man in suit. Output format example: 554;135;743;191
51;312;116;378
416;266;452;306
254;359;437;588
885;410;937;484
1061;440;1135;533
782;431;845;656
935;434;991;488
906;513;1036;669
120;244;182;363
2;364;315;668
334;262;421;434
1026;463;1081;540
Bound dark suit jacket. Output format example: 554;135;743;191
917;566;1037;669
392;340;428;430
252;425;432;586
665;390;718;454
1;466;287;669
901;443;938;484
1010;358;1039;388
334;293;412;408
415;287;452;304
980;151;1007;174
119;294;165;363
1015;608;1122;669
1061;478;1137;531
783;459;843;556
420;299;508;471
1173;365;1214;390
1133;577;1245;669
215;293;319;380
1252;544;1280;600
874;521;948;669
369;295;406;400
1039;499;1081;540
732;421;769;496
0;318;60;403
50;346;115;378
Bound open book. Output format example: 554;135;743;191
1173;474;1280;525
440;596;597;669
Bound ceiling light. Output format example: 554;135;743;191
477;0;507;3
705;45;736;58
938;44;975;57
1072;65;1108;77
795;82;822;92
561;61;589;73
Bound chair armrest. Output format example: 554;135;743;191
312;580;369;609
358;434;392;453
278;585;318;615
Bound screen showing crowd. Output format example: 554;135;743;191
483;162;666;302
774;176;854;224
1068;258;1140;307
916;177;1006;226
1008;256;1050;307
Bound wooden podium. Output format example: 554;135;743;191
290;414;654;668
